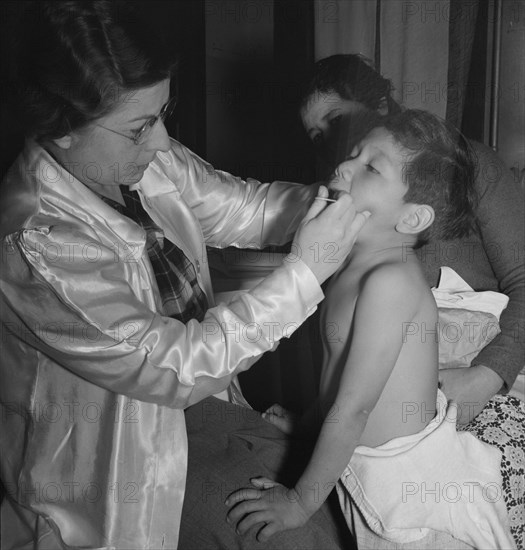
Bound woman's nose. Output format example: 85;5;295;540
146;119;171;153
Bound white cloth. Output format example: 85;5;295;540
433;266;509;319
432;267;510;370
337;390;516;549
0;139;321;549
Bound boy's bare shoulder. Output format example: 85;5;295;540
363;260;427;300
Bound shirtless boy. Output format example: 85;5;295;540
225;111;514;548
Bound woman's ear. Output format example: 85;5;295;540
396;204;435;235
51;135;73;149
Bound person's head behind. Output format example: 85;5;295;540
15;0;176;143
300;54;400;147
331;110;478;248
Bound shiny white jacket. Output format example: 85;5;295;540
0;139;323;549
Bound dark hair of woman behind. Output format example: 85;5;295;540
300;54;401;115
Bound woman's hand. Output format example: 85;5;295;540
262;403;299;435
439;365;503;425
292;186;370;285
225;477;312;543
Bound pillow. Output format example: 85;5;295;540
437;307;501;369
432;267;509;370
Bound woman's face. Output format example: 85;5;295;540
54;79;172;189
300;91;368;146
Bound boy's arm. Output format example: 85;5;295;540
293;267;418;515
226;266;419;540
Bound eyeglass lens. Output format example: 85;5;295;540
136;97;177;144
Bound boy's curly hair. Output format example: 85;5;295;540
378;109;479;246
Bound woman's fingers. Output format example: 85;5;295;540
301;185;331;223
348;209;372;234
292;192;370;285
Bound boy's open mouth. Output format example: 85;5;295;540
327;187;350;201
327;188;338;200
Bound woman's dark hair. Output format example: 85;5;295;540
15;1;177;141
378;110;479;245
300;54;401;115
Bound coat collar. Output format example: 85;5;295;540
0;140;146;249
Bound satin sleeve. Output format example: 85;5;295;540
1;226;323;409
167;140;318;248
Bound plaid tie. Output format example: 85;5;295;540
100;187;209;323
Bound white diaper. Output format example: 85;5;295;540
337;390;516;549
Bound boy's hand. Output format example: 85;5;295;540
262;403;298;435
225;477;311;542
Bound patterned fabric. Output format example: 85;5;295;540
460;395;525;549
101;186;209;323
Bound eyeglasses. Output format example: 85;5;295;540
96;96;177;145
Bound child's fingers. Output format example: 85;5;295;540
263;406;298;434
225;487;262;506
227;497;268;525
257;521;279;543
250;477;279;489
263;414;291;433
263;403;285;416
236;511;272;536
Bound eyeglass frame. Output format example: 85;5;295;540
95;96;177;145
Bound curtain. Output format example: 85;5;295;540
313;0;482;124
315;0;377;62
379;0;449;119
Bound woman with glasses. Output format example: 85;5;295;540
0;3;368;549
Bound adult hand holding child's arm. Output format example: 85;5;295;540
291;186;370;285
439;365;504;425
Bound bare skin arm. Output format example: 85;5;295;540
439;366;503;425
226;266;422;542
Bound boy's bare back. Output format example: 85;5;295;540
320;250;439;448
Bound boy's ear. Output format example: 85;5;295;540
51;135;73;150
396;204;435;235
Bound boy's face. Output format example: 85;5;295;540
327;127;411;230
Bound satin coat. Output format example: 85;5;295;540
0;139;323;549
